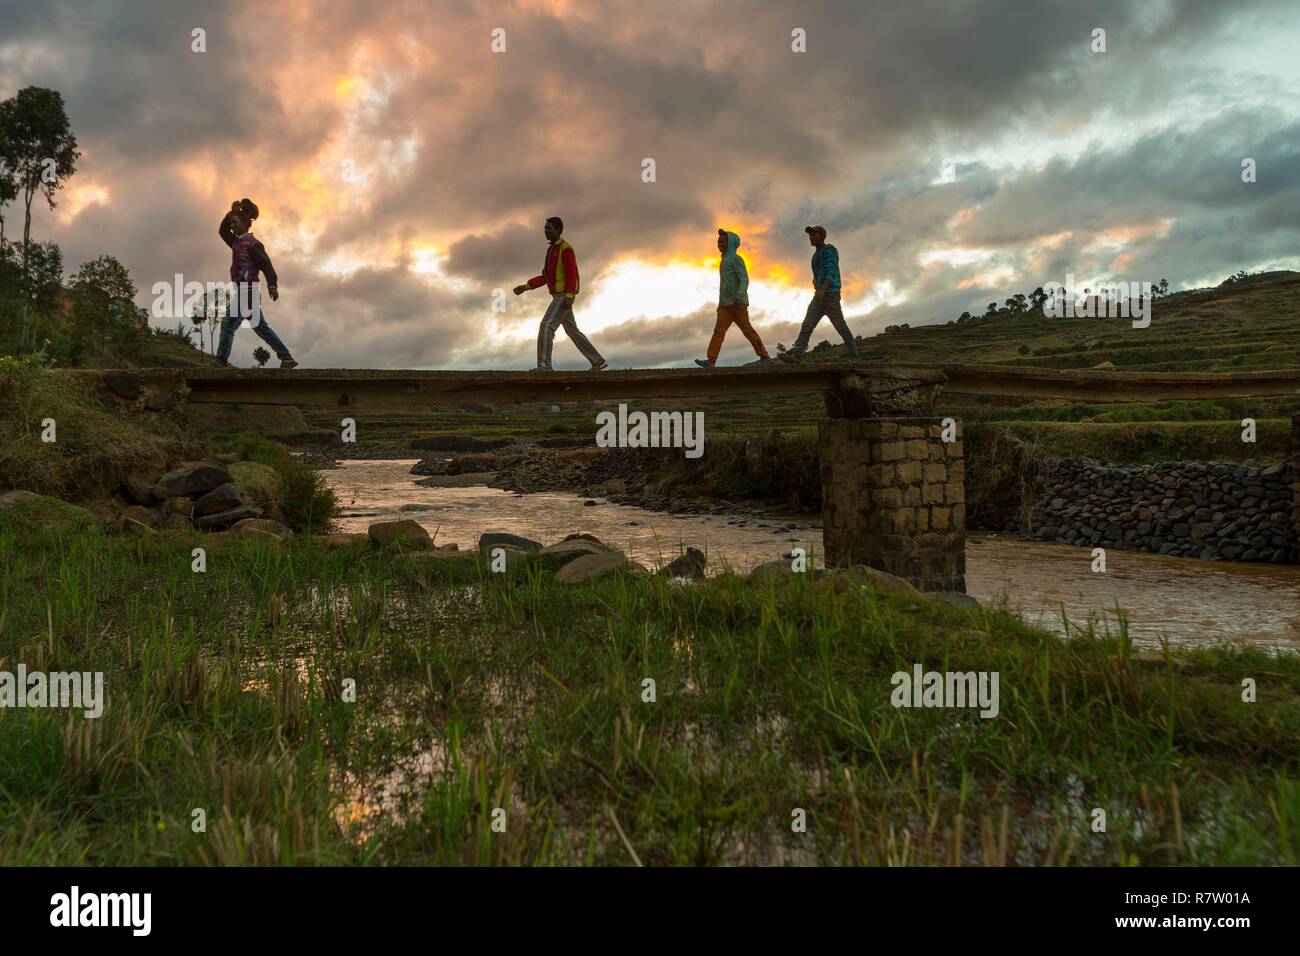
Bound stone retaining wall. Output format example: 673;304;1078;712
1026;457;1297;563
1293;413;1300;543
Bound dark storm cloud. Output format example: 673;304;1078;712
2;0;1298;368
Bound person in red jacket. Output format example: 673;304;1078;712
216;198;298;368
512;217;607;371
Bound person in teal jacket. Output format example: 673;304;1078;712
781;225;860;362
696;229;770;367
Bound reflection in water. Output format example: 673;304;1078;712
324;460;1300;652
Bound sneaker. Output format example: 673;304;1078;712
590;359;608;371
693;358;714;368
778;351;802;364
756;356;773;364
280;358;299;369
529;365;553;372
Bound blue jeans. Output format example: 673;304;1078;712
216;300;293;365
792;292;859;357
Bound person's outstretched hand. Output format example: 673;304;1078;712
512;284;528;295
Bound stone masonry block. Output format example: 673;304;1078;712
879;441;905;462
896;461;923;484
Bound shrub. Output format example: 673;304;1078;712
218;432;337;533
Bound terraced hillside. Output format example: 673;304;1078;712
280;273;1300;458
858;272;1300;373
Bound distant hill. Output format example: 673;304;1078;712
3;284;219;369
840;272;1300;373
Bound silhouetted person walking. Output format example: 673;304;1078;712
513;217;607;371
781;225;859;362
216;198;297;368
695;229;770;368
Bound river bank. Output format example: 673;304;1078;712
320;423;1299;567
324;459;1300;651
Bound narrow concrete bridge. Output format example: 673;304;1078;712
71;363;1300;593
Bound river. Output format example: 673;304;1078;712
323;459;1300;652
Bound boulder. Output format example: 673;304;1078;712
540;537;617;564
194;483;242;517
228;462;282;514
486;545;532;566
154;460;232;500
242;528;284;545
923;591;981;609
162;514;193;532
103;371;141;400
561;533;607;545
143;390;179;412
368;519;432;549
122;477;160;507
0;492;99;534
121;505;159;529
398;550;475;565
195;505;264;530
0;490;45;511
231;517;292;538
748;559;799;580
321;532;369;548
835;565;922;596
555;551;638;584
479;531;542;553
165;496;194;517
661;547;706;579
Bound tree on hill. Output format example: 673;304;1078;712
0;87;80;282
985;302;998;316
189;287;229;355
253;346;271;367
71;254;136;364
23;240;62;314
0;141;16;245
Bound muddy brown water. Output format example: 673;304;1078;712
324;459;1300;652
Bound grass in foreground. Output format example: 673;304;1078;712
1;530;1296;865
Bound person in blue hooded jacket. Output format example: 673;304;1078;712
781;225;860;362
695;229;771;368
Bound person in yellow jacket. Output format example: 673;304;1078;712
513;217;607;371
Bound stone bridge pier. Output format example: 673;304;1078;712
819;370;966;592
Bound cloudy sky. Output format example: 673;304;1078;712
2;0;1299;369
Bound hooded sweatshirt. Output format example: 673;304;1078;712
718;231;749;307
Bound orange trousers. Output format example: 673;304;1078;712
707;304;768;363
